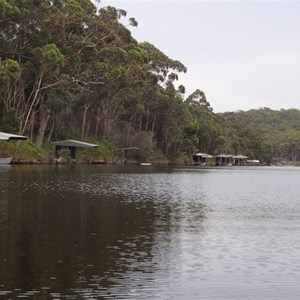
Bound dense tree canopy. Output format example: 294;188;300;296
1;1;300;164
221;108;300;164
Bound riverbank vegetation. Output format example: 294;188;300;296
1;1;300;165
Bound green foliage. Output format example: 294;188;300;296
184;92;224;155
0;0;20;15
76;139;116;163
221;108;300;164
32;44;65;66
3;0;299;165
0;109;20;132
0;59;21;80
128;131;154;162
147;149;169;164
0;140;47;161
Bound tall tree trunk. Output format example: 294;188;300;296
102;109;109;140
125;122;132;147
145;115;149;132
151;110;157;133
138;115;143;132
104;116;111;141
29;110;36;141
20;70;44;135
35;107;51;148
47;115;55;142
81;102;91;140
85;108;93;140
95;106;101;139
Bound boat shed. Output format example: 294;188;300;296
192;153;213;165
52;139;99;159
0;132;27;141
115;147;139;163
214;154;233;166
0;132;27;165
233;155;248;165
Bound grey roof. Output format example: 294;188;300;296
233;155;248;159
51;139;99;148
214;154;233;158
193;152;213;158
214;154;248;159
0;132;27;141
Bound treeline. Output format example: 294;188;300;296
221;108;300;164
0;1;299;164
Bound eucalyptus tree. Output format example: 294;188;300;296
0;1;28;131
185;89;212;110
135;42;188;152
1;0;208;158
220;108;300;162
0;58;21;116
147;84;191;157
0;0;77;144
1;0;112;145
139;41;187;82
82;6;143;141
279;129;300;162
28;0;104;146
185;89;225;154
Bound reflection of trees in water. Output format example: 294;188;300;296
0;167;208;298
0;175;159;297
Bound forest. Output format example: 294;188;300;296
1;0;300;165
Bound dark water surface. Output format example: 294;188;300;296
0;165;300;299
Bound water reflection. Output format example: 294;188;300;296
0;165;207;299
0;165;300;299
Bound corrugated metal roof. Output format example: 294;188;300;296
51;139;99;148
0;132;27;141
194;153;213;158
233;155;248;159
214;154;233;158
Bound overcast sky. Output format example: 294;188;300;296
96;0;300;112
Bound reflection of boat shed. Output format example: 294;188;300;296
233;155;248;165
192;153;213;165
52;139;99;159
214;154;233;165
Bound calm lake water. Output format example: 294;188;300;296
0;165;300;299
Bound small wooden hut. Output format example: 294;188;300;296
214;154;233;166
192;153;213;165
52;139;99;160
233;155;248;165
115;147;139;164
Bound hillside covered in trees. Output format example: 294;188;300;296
1;1;300;165
221;108;300;165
